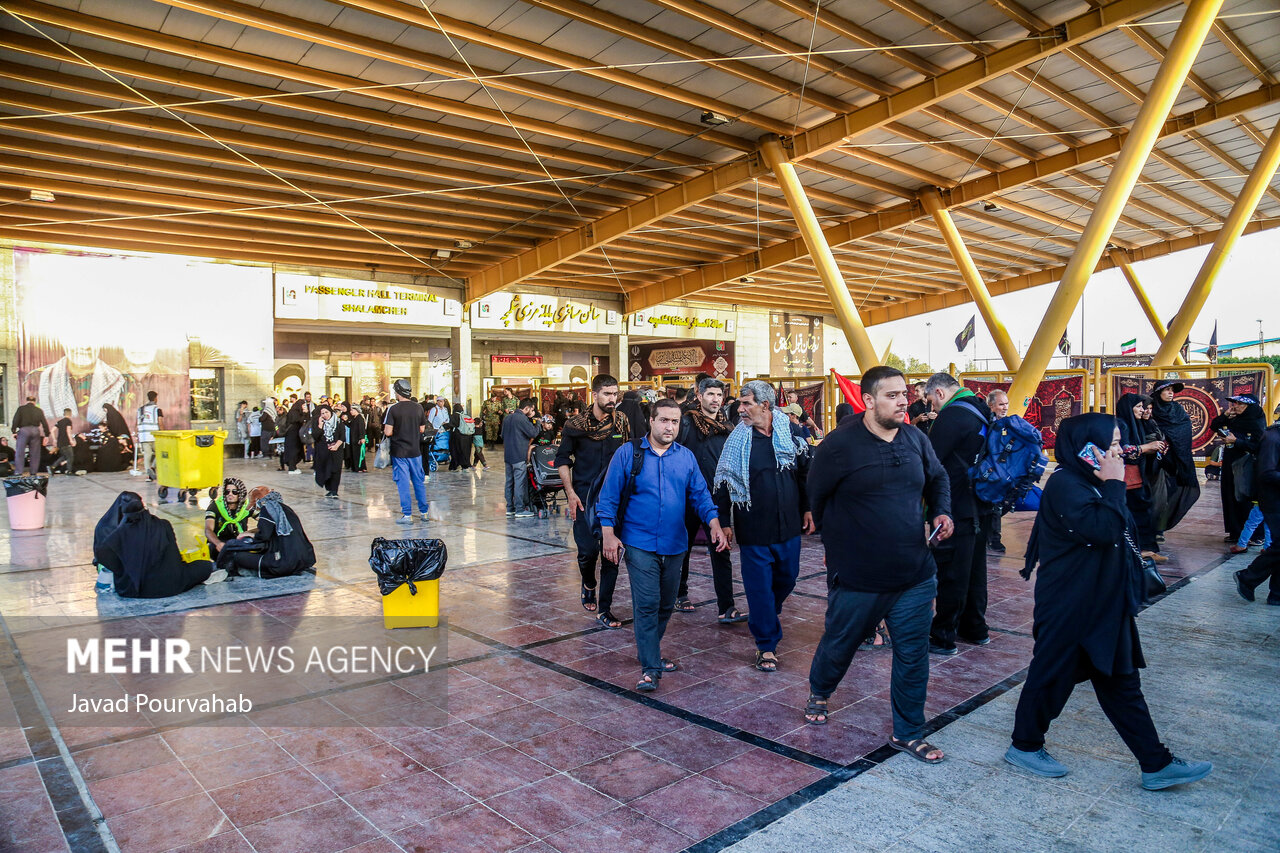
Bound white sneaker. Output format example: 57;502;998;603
506;511;516;517
420;512;431;521
514;510;535;518
397;515;414;524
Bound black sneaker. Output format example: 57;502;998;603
929;642;958;656
1234;570;1255;602
987;542;1006;555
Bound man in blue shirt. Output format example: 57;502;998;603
598;398;728;692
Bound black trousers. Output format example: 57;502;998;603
283;431;302;471
1220;461;1253;539
678;509;735;613
930;516;989;648
1237;507;1280;601
1126;485;1158;552
573;512;618;615
1013;647;1172;773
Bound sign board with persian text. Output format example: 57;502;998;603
628;304;737;340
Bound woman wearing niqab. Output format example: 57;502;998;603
1148;381;1199;533
1005;413;1211;790
1209;396;1267;542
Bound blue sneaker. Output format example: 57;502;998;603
1141;756;1212;790
1004;745;1069;778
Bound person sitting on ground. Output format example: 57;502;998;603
95;491;217;597
0;437;14;476
216;487;316;579
205;477;256;559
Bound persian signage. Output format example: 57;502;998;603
628;305;737;340
275;273;461;327
491;354;544;377
629;340;733;380
471;292;623;334
770;313;823;376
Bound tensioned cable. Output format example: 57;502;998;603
2;8;1275;125
790;0;824;137
0;6;451;277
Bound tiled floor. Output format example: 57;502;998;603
0;457;1264;852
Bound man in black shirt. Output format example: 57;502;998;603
806;365;952;763
502;398;539;518
383;379;430;524
925;372;994;655
556;374;630;628
676;377;741;622
10;396;50;476
712;380;812;673
53;408;75;474
906;381;934;433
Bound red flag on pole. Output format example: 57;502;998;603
831;369;865;412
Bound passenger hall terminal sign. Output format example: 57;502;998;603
276;273;462;327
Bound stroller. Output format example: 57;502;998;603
527;442;564;519
421;430;451;472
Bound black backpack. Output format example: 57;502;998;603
585;437;645;541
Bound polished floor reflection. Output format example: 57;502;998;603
0;458;1268;852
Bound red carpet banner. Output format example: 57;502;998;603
776;382;825;427
1111;372;1266;457
962;376;1084;449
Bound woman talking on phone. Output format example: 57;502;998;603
1005;413;1211;790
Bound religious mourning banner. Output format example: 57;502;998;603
540;385;590;419
775;382;825;430
962;376;1085;449
770;313;823;376
628;340;734;381
1111;372;1266;458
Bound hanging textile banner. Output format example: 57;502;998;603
1111;372;1266;457
776;382;825;428
628;340;734;380
769;313;823;376
962;376;1084;449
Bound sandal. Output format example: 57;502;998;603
597;610;622;629
874;625;892;649
581;584;597;612
660;658;679;673
890;737;945;764
804;694;829;725
718;607;748;625
753;651;778;672
636;673;657;693
674;597;696;612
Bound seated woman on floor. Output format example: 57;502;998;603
205;477;257;559
215;487;316;579
93;491;217;598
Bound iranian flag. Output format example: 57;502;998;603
1121;338;1137;355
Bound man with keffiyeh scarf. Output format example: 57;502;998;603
713;380;813;673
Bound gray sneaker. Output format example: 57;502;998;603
1141;756;1212;790
1004;745;1068;778
514;510;535;518
397;515;414;524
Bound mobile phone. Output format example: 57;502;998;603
1216;427;1231;437
1077;442;1103;470
927;524;943;547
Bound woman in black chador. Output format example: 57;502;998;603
1005;413;1211;790
1209;394;1266;543
1114;393;1166;560
1148;380;1200;534
282;398;306;473
312;404;344;498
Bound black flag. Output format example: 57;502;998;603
1207;321;1218;362
955;314;975;352
1058;332;1071;356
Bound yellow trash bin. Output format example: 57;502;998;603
382;580;440;629
154;430;227;492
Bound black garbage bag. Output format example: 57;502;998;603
3;476;48;499
370;537;447;596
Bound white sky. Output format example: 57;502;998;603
868;228;1280;370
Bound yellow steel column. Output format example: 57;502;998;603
1154;115;1280;364
921;189;1022;371
1114;251;1184;364
759;135;880;372
1006;0;1223;415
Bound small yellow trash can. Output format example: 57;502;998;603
382;580;440;629
154;430;228;493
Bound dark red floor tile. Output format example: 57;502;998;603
436;745;556;799
583;705;687;746
486;773;619;838
208;766;334;826
274;727;383;764
392;803;534;853
776;718;886;765
87;760;202;817
636;724;753;773
700;748;826;801
469;702;571;743
108;793;230;853
249;698;353;736
543;805;693;853
533;686;627;722
568;747;690;802
718;698;805;740
392;722;506;768
630;773;766;840
344;769;475;832
239;799;377;853
75;734;175;782
323;682;419;717
659;679;756;717
167;832;254;853
160;723;266;760
184;739;300;790
512;723;627;771
306;743;425;795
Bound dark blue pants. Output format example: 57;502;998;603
624;546;684;675
1238;507;1280;602
738;537;801;653
809;575;937;741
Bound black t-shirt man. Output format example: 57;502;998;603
384;400;426;458
56;417;74;449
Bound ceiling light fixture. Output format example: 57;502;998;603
700;110;731;126
29;189;55;202
982;201;1001;212
739;276;755;284
453;239;474;250
434;249;452;259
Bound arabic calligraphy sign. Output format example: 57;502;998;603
770;313;823;376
